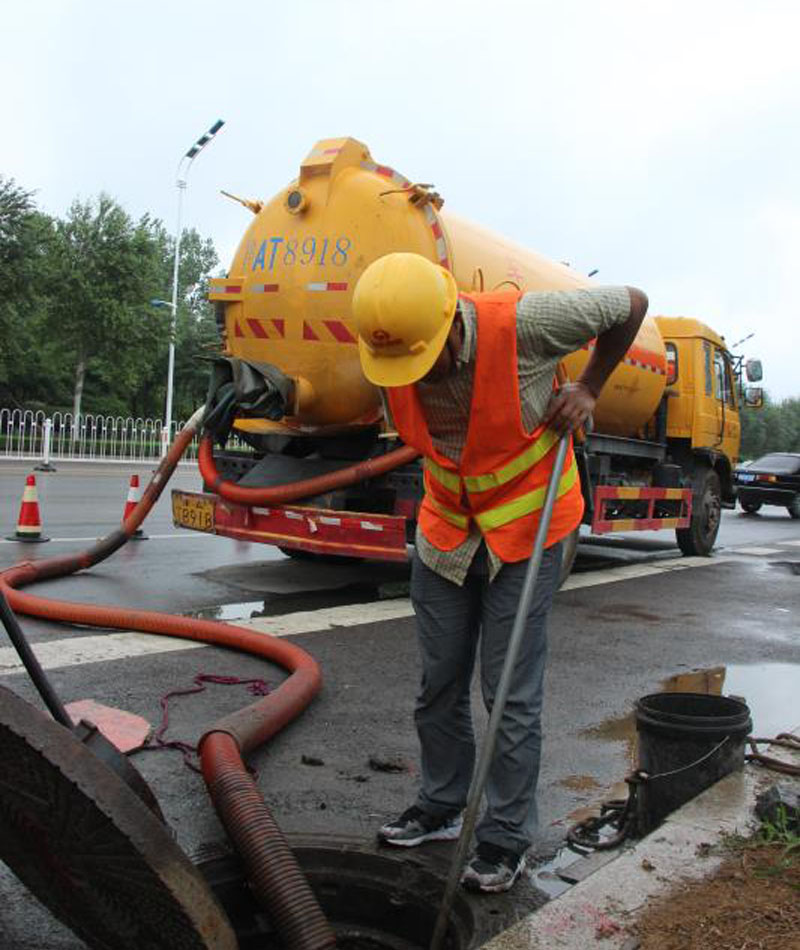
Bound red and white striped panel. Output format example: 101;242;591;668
360;161;411;189
251;283;280;293
360;161;452;271
306;282;349;292
210;498;409;561
234;318;286;340
209;283;243;298
422;204;451;270
302;319;356;344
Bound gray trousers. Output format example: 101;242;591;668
410;541;561;854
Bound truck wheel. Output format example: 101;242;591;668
787;496;800;520
740;500;762;514
557;528;580;588
676;468;721;557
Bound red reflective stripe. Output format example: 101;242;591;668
247;319;268;339
326;282;348;291
324;320;356;343
272;319;285;338
234;321;244;338
303;322;319;340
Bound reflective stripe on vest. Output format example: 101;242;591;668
426;495;470;530
428;456;579;532
424;426;559;495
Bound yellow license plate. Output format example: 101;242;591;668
172;492;215;533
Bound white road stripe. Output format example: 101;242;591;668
727;546;784;556
0;556;736;676
560;555;734;590
0;534;207;544
0;632;205;675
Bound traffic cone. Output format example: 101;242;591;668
7;474;50;542
122;474;147;539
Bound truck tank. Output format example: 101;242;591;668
210;137;666;437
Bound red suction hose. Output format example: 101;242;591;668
198;433;419;505
0;414;416;950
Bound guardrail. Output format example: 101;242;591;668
0;408;200;465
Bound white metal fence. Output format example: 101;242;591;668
0;408;201;465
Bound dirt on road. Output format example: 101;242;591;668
634;836;800;949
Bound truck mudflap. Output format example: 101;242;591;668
591;486;692;534
171;490;408;561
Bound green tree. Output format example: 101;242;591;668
0;177;58;408
740;394;800;459
137;227;221;421
46;195;168;422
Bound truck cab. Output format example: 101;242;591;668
657;316;741;511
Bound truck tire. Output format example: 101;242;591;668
787;496;800;520
558;528;580;588
676;468;721;557
739;500;762;514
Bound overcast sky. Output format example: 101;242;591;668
4;0;798;400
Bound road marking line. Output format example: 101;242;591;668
0;534;208;545
0;557;737;676
244;600;415;638
0;632;205;676
561;555;733;591
782;540;800;547
727;546;784;556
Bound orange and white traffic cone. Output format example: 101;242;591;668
7;474;50;543
122;474;147;539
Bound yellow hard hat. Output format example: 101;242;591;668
353;252;459;387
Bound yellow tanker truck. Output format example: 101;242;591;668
172;137;763;575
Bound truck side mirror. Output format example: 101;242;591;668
744;386;763;408
745;359;763;382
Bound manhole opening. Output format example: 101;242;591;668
198;845;475;950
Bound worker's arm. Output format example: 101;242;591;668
542;286;648;435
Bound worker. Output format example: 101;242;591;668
352;253;648;893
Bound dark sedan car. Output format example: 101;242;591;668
735;452;800;518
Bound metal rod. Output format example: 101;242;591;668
0;588;74;728
429;436;570;950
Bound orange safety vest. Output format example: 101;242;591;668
387;291;584;562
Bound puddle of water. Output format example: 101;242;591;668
700;663;800;736
193;601;265;621
769;560;800;576
527;844;589;899
187;581;411;622
582;663;800;761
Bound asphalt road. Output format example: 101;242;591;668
1;460;798;948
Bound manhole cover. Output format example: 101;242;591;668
0;685;236;949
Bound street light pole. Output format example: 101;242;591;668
161;118;225;455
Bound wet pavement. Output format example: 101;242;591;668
0;462;798;948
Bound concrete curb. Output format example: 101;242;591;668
485;736;799;950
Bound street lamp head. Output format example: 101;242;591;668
185;119;226;160
150;299;175;310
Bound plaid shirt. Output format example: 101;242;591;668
410;286;631;584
